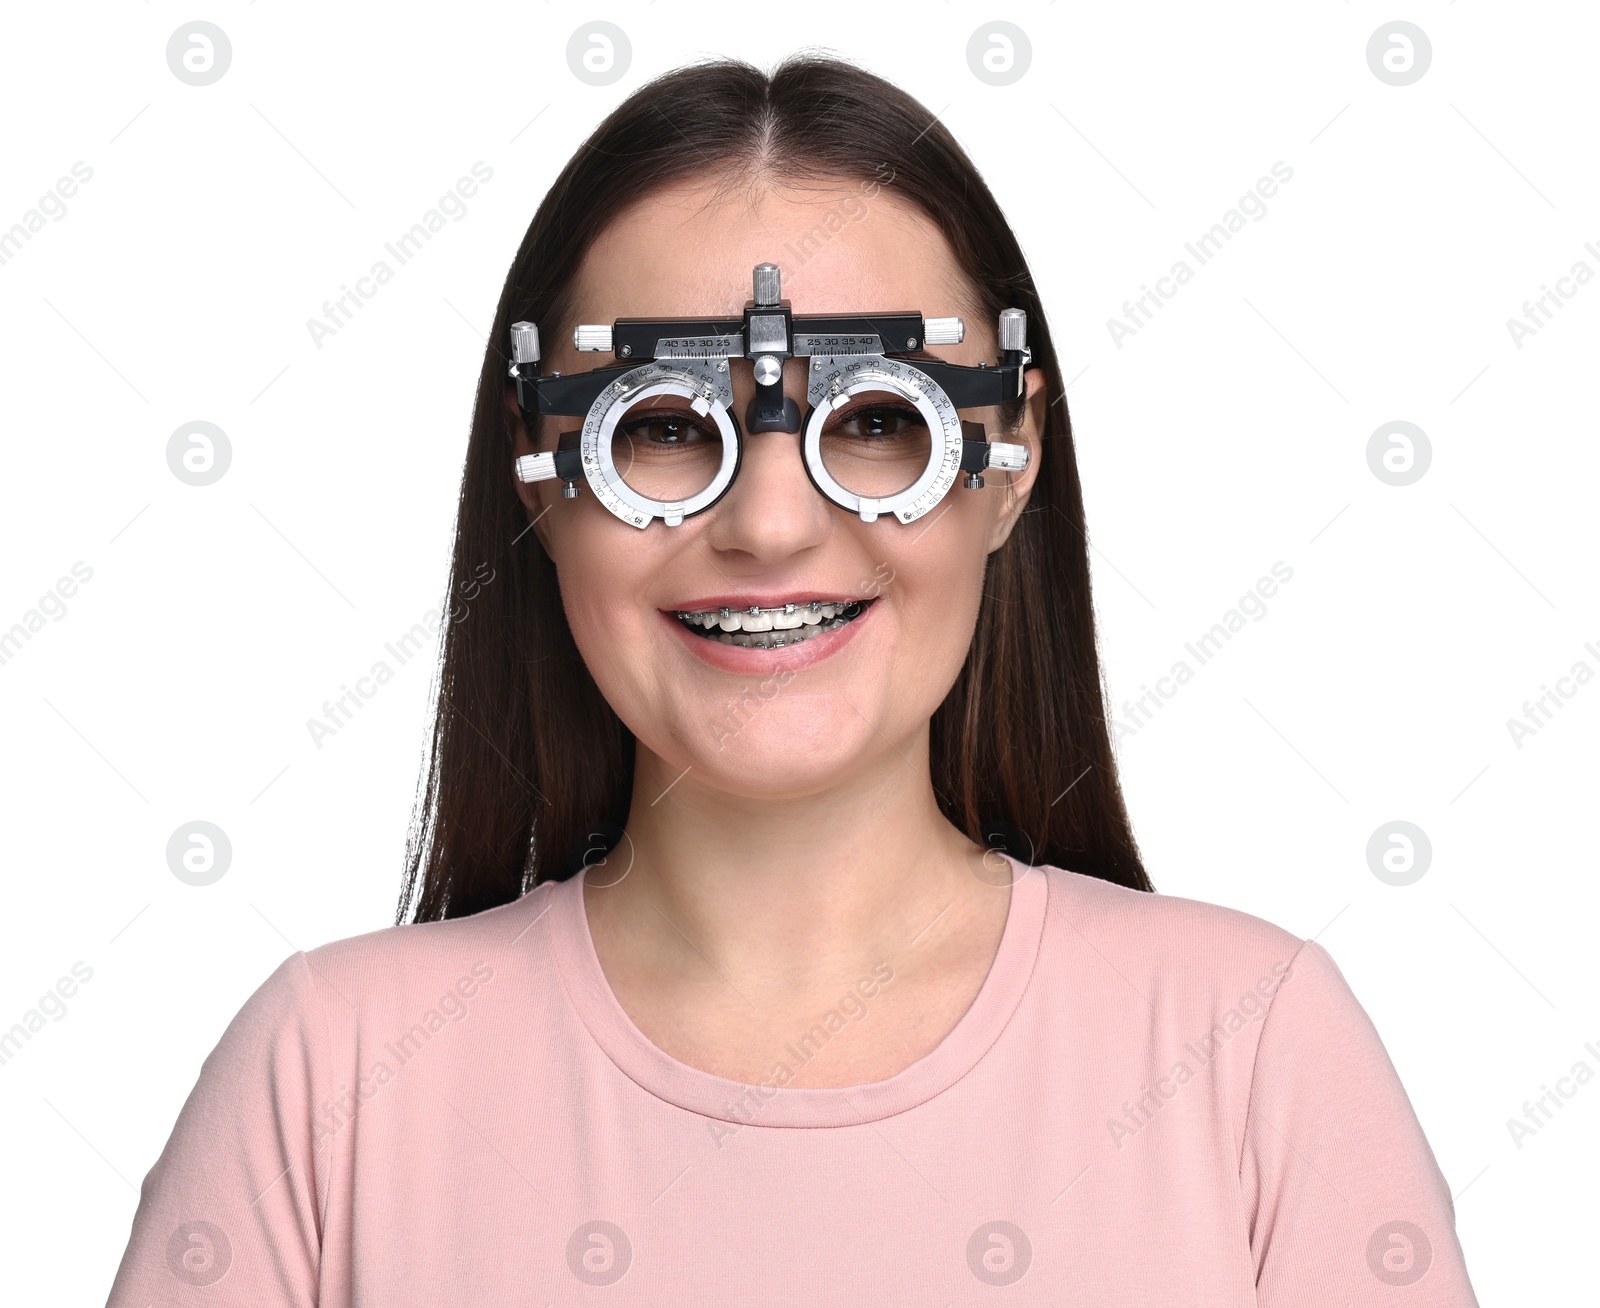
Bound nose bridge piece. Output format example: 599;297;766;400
744;392;802;434
719;391;822;527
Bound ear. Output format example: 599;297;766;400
984;366;1048;553
504;382;557;556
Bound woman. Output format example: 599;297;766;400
107;55;1479;1305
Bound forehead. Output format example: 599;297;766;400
569;177;976;324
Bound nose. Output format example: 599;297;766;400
701;357;833;560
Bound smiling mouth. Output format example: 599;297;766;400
669;598;874;649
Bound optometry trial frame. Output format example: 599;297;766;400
508;262;1033;529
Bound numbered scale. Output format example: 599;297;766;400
507;262;1033;529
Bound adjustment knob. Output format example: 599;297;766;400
510;321;540;364
998;308;1027;352
986;440;1029;472
514;451;556;483
753;262;781;307
924;317;964;346
573;324;614;352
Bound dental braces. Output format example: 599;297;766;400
697;615;857;649
672;599;865;620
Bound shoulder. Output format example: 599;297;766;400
242;879;567;1034
1036;862;1309;975
1026;862;1328;1046
1024;865;1372;1149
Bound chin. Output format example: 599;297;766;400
691;713;872;791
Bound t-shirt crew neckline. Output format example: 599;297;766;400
545;853;1049;1127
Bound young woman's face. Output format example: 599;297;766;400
508;178;1045;798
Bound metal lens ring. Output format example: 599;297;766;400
585;360;740;529
802;356;963;524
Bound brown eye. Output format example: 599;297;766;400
831;404;924;440
620;411;716;446
610;398;727;503
817;392;933;499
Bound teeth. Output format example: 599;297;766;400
672;600;866;645
707;618;851;648
680;601;852;632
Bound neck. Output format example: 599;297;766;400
589;725;992;990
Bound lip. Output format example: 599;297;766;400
661;596;876;674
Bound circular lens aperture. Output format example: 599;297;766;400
817;389;933;499
608;388;725;504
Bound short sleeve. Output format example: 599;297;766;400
104;951;329;1308
1239;938;1479;1305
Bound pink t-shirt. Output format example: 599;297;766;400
105;857;1479;1305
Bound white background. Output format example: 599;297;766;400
1;2;1594;1303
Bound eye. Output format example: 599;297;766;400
618;408;717;448
830;403;925;440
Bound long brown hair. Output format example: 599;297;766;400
396;52;1150;923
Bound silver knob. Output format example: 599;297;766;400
752;354;783;386
753;262;781;307
986;440;1029;472
514;452;557;483
510;321;540;364
998;308;1027;352
924;317;964;345
574;324;614;352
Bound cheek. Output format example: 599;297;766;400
874;498;992;679
545;524;657;686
